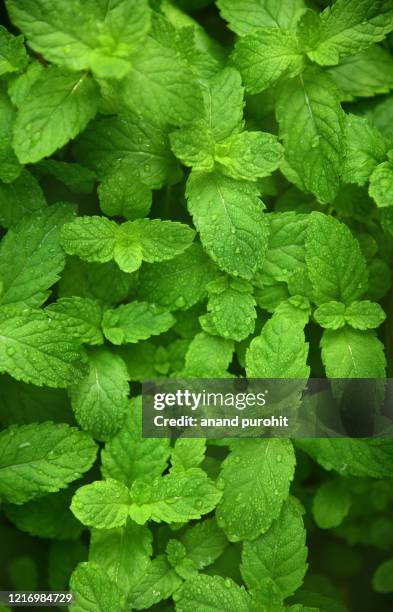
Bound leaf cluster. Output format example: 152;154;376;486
0;1;392;611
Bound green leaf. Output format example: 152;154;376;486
232;28;305;93
4;488;82;540
75;113;182;189
0;375;72;427
369;160;393;207
364;95;393;138
332;183;375;221
137;243;215;311
98;169;152;221
116;342;158;382
174;574;252;611
70;562;127;612
181;518;228;570
367;257;392;302
306;0;393;66
305;213;368;305
168;69;244;168
0;170;46;229
328;45;393;101
183;331;234;377
0;305;88;388
46;297;103;345
314;301;346;330
320;327;386;378
274;295;311;327
13;67;99;164
171;439;207;472
7;60;44;108
0;25;27;76
129;555;182;609
158;339;189;376
90;0;151;76
0;90;22;183
69;348;129;442
372;558;393;593
254;282;290;313
117;218;195;265
203;276;257;342
342;114;387;186
0;422;97;504
0;203;74;307
344;300;386;330
101;397;170;486
201;67;244;143
7;0;151;79
166;539;197;581
216;439;296;541
59;258;135;307
187;172;268;279
298;438;393;478
112;218;194;274
215;131;283;181
246;313;309;378
60;216;118;264
102;301;175;345
261;212;309;283
113;238;142;275
129;468;222;525
276;69;345;203
117;37;203;127
217;0;306;35
148;10;219;80
312;480;351;529
241;497;308;599
170;123;215;171
3;2;393;600
34;159;96;194
89;522;152;599
71;479;131;529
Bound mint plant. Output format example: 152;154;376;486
0;1;393;610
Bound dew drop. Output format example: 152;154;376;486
18;442;31;449
311;135;321;149
175;296;186;308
